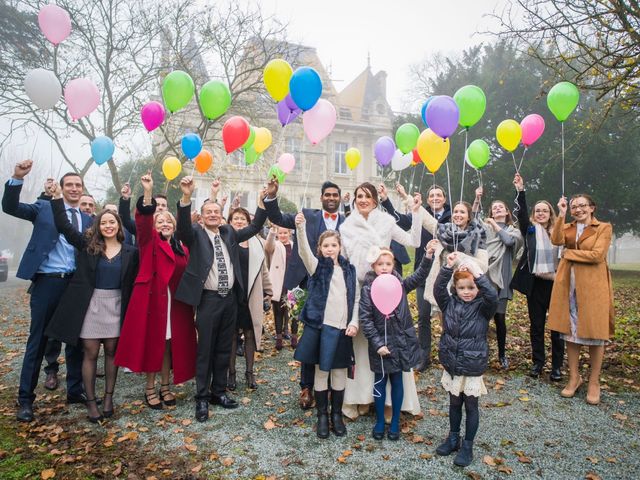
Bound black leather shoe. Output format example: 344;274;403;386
387;430;400;441
499;356;510;370
67;392;92;405
227;372;237;391
209;393;239;409
16;404;34;422
550;368;562;382
372;427;385;440
529;363;544;378
195;400;209;422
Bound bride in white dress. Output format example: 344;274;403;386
340;182;423;419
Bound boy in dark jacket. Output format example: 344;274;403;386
359;240;436;441
434;252;498;467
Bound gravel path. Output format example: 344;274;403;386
1;279;638;479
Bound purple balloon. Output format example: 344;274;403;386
277;94;302;126
374;136;396;167
425;95;459;139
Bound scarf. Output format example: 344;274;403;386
532;223;557;280
485;222;523;289
437;218;486;256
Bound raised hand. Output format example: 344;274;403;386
295;212;305;225
411;192;423;213
446;252;459;267
426;239;441;258
13;159;33;179
43;178;55;196
557;196;567;217
257;188;267;209
378;183;388;201
475;186;483;199
395;182;408;200
50;182;62;199
513;173;524;192
342;192;350;204
265;177;279;198
121;182;131;200
231;195;241;209
210;178;221;199
141;171;153;192
180;176;195;197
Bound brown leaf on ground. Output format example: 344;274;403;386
586;457;599;464
337;456;347;464
41;469;56;479
483;455;497;466
264;419;277;430
466;472;482;480
419;453;433;460
585;474;602;480
117;431;139;443
181;419;192;426
113;462;122;476
221;457;234;467
497;465;513;474
517;455;532;464
612;412;628;421
411;435;424;443
357;434;366;441
191;464;202;473
184;444;197;452
342;450;353;457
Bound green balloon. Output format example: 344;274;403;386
454;85;486;128
244;145;260;165
466;139;490;169
395;123;420;154
199;80;231;120
162;70;195;113
547;81;579;122
268;164;286;183
242;126;256;150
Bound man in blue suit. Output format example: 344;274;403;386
263;178;345;410
2;160;91;422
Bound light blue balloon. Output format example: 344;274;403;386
91;136;115;165
289;67;322;111
420;97;433;128
181;133;202;159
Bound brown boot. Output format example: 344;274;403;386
275;334;283;351
299;387;314;410
290;334;298;349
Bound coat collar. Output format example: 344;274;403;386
564;217;601;247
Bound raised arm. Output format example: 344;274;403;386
134;173;158;247
176;176;196;248
118;183;136;236
262;177;296;229
550;199;567;246
434;266;453;312
51;193;85;251
403;248;433;292
475;274;499;320
236;206;267;243
389;195;423;248
513;174;530;235
295;214;318;275
2;160;39;221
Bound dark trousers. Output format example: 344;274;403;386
527;277;565;369
195;290;237;400
300;362;315;390
19;276;83;405
272;299;290;335
416;285;432;364
44;338;62;374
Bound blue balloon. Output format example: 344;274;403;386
91;136;115;166
181;133;202;159
420;97;434;128
289;67;322;111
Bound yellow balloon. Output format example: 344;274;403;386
263;59;293;102
253;127;273;154
345;148;361;170
496;119;522;152
162;156;182;181
417;129;450;173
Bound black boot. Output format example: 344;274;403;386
330;389;346;436
314;390;330;439
436;431;461;456
453;440;474;467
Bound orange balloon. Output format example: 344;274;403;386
194;150;213;173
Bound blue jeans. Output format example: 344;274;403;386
19;276;83;405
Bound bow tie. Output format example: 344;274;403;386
324;212;337;221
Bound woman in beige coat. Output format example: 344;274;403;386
227;207;273;390
549;194;614;405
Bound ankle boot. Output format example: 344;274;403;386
453;439;474;467
245;371;257;390
314;390;330;439
436;431;461;456
275;334;283;351
330;389;346;436
290;334;298;348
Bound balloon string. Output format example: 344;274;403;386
373;314;388;399
456;130;469;252
561;122;565;197
409;165;417;193
511;152;518;174
517;147;527;173
417;168;425;195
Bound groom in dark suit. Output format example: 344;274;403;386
174;176;267;422
263;178;345;410
2;160;92;422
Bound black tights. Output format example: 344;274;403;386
229;328;256;375
493;312;507;358
272;300;290;335
449;393;479;441
82;338;119;416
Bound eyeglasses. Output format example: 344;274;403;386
570;203;591;211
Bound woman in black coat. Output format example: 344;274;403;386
359;243;432;440
46;187;138;422
509;174;564;381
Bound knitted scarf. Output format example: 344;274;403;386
437;218;486;256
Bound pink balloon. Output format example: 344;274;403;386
520;114;545;147
303;99;336;145
370;273;403;316
38;5;72;45
64;78;100;121
277;153;295;174
140;101;165;132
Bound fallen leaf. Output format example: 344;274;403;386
181;419;192;426
585;474;602;480
606;457;617;463
184;436;195;444
420;453;433;460
497;465;513;474
519;396;530;402
466;472;482;480
382;454;390;461
117;431;139;443
184;444;197;452
191;464;202;473
483;455;497;466
41;469;56;480
342;450;353;457
337;456;347;464
517;456;532;464
412;435;424;443
357;434;366;441
518;389;528;394
264;419;277;430
240;397;251;405
613;412;628;421
586;457;598;464
113;462;122;476
221;457;234;467
233;435;244;442
209;453;219;461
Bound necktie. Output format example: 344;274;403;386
69;208;79;231
324;212;337;221
213;234;229;296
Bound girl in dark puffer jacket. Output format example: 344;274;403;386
434;252;498;467
359;241;436;441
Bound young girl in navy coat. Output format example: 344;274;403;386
293;213;358;439
359;240;437;440
434;252;498;466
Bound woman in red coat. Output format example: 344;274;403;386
114;174;196;408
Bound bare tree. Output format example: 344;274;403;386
490;0;640;108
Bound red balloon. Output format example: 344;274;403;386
222;116;250;154
411;149;421;166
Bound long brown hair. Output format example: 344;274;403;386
353;182;379;208
488;200;514;226
85;210;124;255
317;230;341;256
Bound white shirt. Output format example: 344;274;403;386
322;210;339;231
204;228;235;291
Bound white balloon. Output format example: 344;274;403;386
391;149;413;171
24;68;62;109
